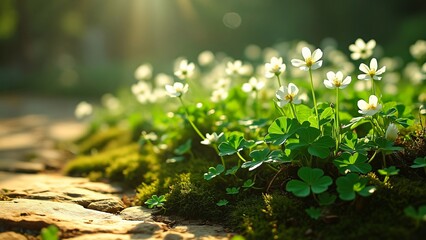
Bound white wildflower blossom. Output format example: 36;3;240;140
323;71;352;89
242;77;265;93
276;83;302;107
265;57;286;78
198;51;215;66
200;132;224;145
357;95;382;116
134;63;153;81
358;58;386;81
409;40;426;60
291;47;323;71
174;59;195;80
225;60;253;76
349;38;376;60
75;101;93;119
165;82;189;98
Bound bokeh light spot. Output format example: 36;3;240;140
223;12;241;29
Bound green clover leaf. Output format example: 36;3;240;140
287;127;335;159
226;187;240;195
216;199;229;207
404;205;426;222
336;173;376;201
218;132;255;156
225;165;239;175
41;225;59;240
286;167;333;197
203;164;225;180
264;117;305;145
334;152;372;174
411;157;426;168
317;192;337;206
144;194;166;208
305;207;322;220
242;179;255;189
173;139;192;155
242;148;287;171
375;137;403;154
378;166;400;176
341;132;374;155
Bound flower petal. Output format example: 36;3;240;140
355;38;365;48
302;47;312;60
311;61;322;70
311;49;323;62
291;59;306;68
288;83;299;95
326;71;335;81
376;66;386;75
357;74;369;80
369;95;378;105
366;39;376;49
323;80;334;89
357;99;368;111
359;63;370;73
336;71;343;80
370;58;378;70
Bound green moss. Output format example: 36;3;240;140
76;127;132;154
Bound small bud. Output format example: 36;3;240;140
385;123;398;141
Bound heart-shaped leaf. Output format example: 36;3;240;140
334;152;372;174
218;132;255;156
265;117;302;145
242;149;287;171
411;157;426;168
203;164;225;180
336;173;376;201
286;167;332;197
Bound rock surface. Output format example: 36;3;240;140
0;95;232;239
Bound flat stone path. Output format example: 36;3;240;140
0;95;230;239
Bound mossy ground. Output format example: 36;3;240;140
64;126;426;239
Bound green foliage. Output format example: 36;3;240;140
242;148;287;171
216;199;229;206
203;164;225;180
264;117;302;145
287;127;335;159
411;157;426;168
226;187;240;195
404;205;426;222
286;167;333;197
218;132;255;156
144;194;166;209
334;152;372;174
336;173;376;201
305;206;322;220
40;225;59;240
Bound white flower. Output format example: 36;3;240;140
174;59;195;80
134;63;153;81
242;77;265;92
155;73;173;87
357;95;382;116
225;60;253;76
132;81;153;104
385;123;398;141
409;40;426;60
291;47;323;71
265;57;286;78
165;82;189;98
198;51;215;66
210;89;229;102
75;101;93;119
349;38;376;60
276;83;302;107
358;58;386;81
323;71;352;89
200;132;224;145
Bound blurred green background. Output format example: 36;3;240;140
1;0;425;97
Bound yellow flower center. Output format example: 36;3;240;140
285;94;294;102
368;69;376;77
333;78;341;87
366;103;376;110
305;57;313;67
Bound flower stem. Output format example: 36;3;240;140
289;103;298;121
276;75;282;88
308;69;320;130
236;151;247;163
178;97;206;140
335;88;341;151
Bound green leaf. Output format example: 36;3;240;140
242;149;287;171
264;117;302;145
318;192;337;206
305;207;322;220
225;165;239;175
341;132;373;155
411;157;426;168
336;173;376;201
242;179;255;189
320;107;334;126
218;132;255;156
216;199;229;207
174;139;192;155
309;136;335;159
334;152;372;174
41;225;59;240
203;164;225;180
378;166;400;176
404;205;426;221
226;187;240;195
298;127;321;144
375;137;403;154
286;167;332;197
144;195;166;208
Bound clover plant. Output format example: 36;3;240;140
286;167;333;197
336;173;376;201
145;194;167;209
